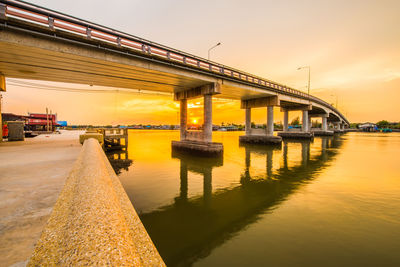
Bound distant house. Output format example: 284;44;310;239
358;122;377;132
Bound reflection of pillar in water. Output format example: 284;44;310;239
283;142;288;169
241;146;251;184
245;146;250;174
180;161;188;200
301;142;310;166
203;169;212;205
266;149;273;179
321;138;329;161
322;137;328;150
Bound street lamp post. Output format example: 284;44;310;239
208;42;221;60
297;66;311;97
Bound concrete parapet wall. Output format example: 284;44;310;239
28;138;165;266
79;132;104;145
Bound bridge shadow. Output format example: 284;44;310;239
140;136;343;266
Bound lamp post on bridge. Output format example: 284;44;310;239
208;42;221;60
297;66;311;99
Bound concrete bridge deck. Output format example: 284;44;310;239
0;130;82;266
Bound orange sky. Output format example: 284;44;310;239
1;0;399;125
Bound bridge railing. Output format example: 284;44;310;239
0;0;348;124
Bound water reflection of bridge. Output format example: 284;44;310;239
140;136;343;266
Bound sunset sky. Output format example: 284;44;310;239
2;0;400;125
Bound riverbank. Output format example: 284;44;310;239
0;130;83;266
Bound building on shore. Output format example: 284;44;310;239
358;122;378;132
1;112;62;132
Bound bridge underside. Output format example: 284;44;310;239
0;29;276;101
0;29;345;123
0;26;347;143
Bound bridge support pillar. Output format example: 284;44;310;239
278;106;313;140
333;122;344;134
239;99;281;145
203;94;212;143
322;116;328;131
302;110;309;132
311;113;334;136
283;109;289;132
172;83;223;156
245;108;251;135
266;106;274;136
180;99;187;141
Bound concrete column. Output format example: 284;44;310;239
180;99;187;141
245;107;251;136
322;116;328;131
283;109;289;132
308;116;312;130
302;110;309;132
203;94;212;142
266;106;274;135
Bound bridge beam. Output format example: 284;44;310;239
240;96;279;109
174;83;220;101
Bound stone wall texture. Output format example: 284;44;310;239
28;138;165;266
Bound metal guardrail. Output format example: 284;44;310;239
0;0;349;124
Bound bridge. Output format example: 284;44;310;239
0;0;349;154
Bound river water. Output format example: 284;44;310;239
108;131;400;266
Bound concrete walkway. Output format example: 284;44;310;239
0;130;83;267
